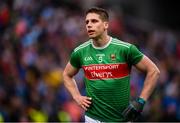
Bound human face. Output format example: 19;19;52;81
85;13;108;39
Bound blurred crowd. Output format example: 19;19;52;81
0;0;180;122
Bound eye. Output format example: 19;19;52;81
86;20;89;25
91;19;98;23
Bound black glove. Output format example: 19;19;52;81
122;97;146;121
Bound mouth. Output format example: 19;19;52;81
88;30;95;35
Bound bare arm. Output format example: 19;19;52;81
63;62;91;110
135;55;160;101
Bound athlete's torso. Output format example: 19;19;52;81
70;37;143;122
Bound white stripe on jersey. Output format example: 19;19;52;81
74;41;91;52
111;42;130;48
112;39;131;47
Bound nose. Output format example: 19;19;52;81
87;25;92;29
86;22;92;29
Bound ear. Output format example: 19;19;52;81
104;22;109;29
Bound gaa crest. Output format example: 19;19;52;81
110;54;116;61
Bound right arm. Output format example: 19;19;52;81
63;62;92;110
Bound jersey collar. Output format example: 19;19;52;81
91;37;112;50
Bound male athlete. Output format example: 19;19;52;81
63;7;160;122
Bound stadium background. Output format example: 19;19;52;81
0;0;180;122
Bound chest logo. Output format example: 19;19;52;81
110;54;116;61
82;63;130;80
84;56;93;61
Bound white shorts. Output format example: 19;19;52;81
85;115;104;123
85;115;129;123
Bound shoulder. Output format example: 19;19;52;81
111;37;131;49
74;40;91;52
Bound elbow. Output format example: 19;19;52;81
156;67;160;78
152;67;160;79
148;65;160;79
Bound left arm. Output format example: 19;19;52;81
135;55;160;101
122;49;160;121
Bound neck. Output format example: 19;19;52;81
92;33;110;47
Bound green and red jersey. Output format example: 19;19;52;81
70;37;143;122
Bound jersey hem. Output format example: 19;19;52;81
70;61;80;69
133;54;144;65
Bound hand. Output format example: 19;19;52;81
122;97;146;121
73;95;92;111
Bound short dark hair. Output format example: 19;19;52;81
85;7;109;21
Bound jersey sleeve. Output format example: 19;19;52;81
70;50;81;68
127;44;144;65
